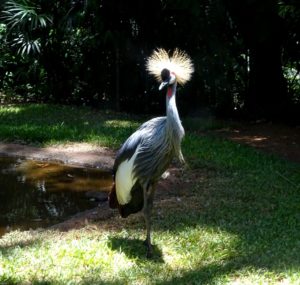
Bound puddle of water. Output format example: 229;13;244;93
0;157;113;236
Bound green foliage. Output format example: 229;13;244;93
279;1;300;104
0;0;299;118
2;0;52;56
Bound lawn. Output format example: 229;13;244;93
0;104;300;284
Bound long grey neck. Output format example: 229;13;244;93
166;83;185;140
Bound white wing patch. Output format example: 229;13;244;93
115;147;139;205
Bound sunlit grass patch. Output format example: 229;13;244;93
1;229;136;284
155;227;240;268
0;104;141;148
104;119;139;128
225;267;300;285
0;224;242;285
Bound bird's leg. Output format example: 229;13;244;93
143;183;155;258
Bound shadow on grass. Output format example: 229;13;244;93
108;236;164;263
150;165;300;283
0;233;43;255
156;261;239;285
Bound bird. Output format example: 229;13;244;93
108;48;194;258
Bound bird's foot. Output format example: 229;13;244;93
146;247;153;259
143;239;153;258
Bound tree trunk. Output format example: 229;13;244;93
223;0;288;120
247;41;287;119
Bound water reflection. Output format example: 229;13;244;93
0;157;113;236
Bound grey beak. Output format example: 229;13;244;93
159;81;169;91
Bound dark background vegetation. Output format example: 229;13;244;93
0;0;299;121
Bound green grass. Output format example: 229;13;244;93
0;104;142;148
0;104;300;284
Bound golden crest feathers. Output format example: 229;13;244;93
146;48;194;85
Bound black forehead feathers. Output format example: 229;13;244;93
161;68;170;82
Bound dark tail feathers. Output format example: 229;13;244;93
108;183;119;209
108;181;144;218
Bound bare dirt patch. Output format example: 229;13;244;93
0;141;195;232
0;122;298;232
0;142;114;170
211;122;300;164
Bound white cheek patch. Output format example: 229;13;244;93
115;147;139;205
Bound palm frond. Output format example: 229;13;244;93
13;34;41;56
2;0;52;55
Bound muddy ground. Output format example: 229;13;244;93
0;122;299;231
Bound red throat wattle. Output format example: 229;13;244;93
167;87;172;98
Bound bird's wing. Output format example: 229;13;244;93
113;116;166;173
113;131;142;174
133;117;172;181
113;117;166;205
113;124;145;205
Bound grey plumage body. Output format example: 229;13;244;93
121;104;183;186
115;117;173;183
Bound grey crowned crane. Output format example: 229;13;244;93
108;48;194;257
